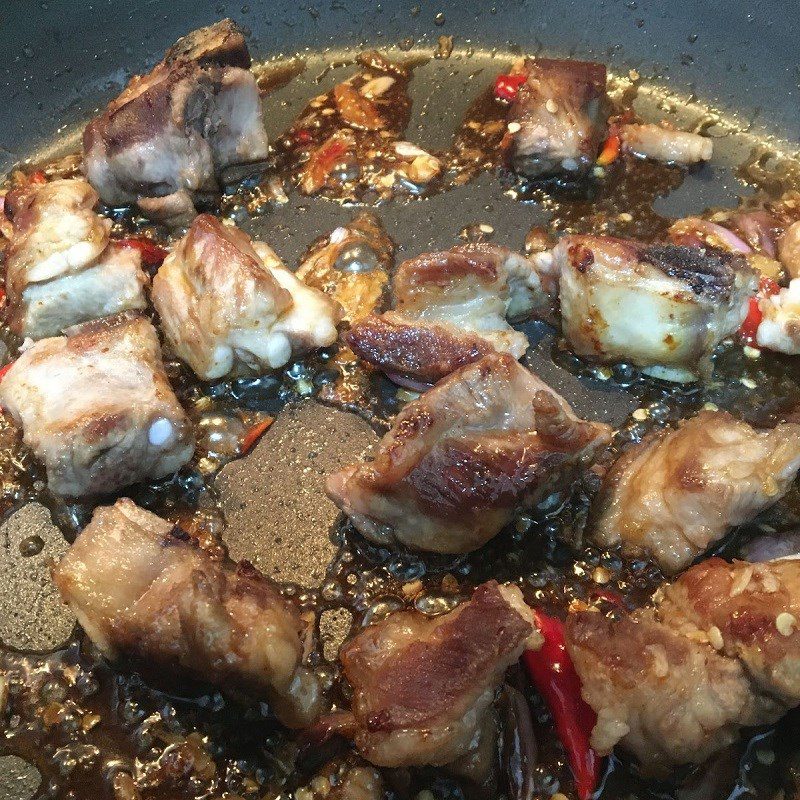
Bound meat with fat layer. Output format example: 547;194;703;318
0;313;194;497
347;243;558;385
566;556;800;771
333;580;537;773
82;19;269;222
4;178;148;339
619;123;713;165
555;234;758;382
152;215;341;380
52;498;322;728
591;410;800;574
506;58;609;180
326;353;611;553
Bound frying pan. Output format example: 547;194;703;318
0;0;799;798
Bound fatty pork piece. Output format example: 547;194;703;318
555;235;758;382
326;353;611;554
4;178;148;339
619;123;713;165
52;499;321;728
0;313;194;497
346;244;558;386
336;581;538;775
566;557;800;771
82;19;269;224
506;57;609;180
592;410;800;575
152;215;341;380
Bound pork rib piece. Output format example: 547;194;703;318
152;214;341;380
592;410;800;574
5;178;147;339
555;235;757;382
52;499;322;728
566;556;800;772
505;58;609;180
347;243;558;385
83;19;269;224
0;313;194;497
331;580;537;777
326;353;611;554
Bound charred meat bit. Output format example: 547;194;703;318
0;313;194;497
555;234;758;382
83;20;268;223
5;178;148;339
152;215;341;380
506;58;609;180
347;243;558;385
52;499;322;728
592;410;800;574
330;581;537;774
326;353;611;554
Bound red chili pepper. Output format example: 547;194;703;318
0;361;15;382
240;416;275;455
739;276;781;345
759;275;781;296
523;610;601;800
494;72;527;102
116;237;169;270
596;133;621;166
294;128;314;146
29;170;47;185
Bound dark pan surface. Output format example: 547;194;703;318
1;1;800;799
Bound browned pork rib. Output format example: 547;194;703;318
326;353;611;553
506;58;608;180
566;557;800;771
152;215;341;380
333;581;537;776
592;410;800;574
555;235;757;382
5;178;148;339
82;19;268;223
0;313;194;497
52;499;322;728
346;244;558;385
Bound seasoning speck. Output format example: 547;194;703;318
545;99;558;113
707;625;724;650
743;345;761;359
740;377;757;389
776;611;797;636
507;122;521;134
632;408;649;421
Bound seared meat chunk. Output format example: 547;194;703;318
326;353;611;553
347;244;558;385
152;215;340;380
555;235;757;382
82;20;268;222
5;178;147;339
620;123;713;165
506;58;608;180
52;499;321;728
660;557;800;703
336;581;537;773
0;313;194;497
566;557;800;771
592;410;800;574
566;606;779;770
